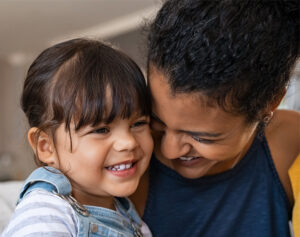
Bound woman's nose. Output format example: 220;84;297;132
160;130;191;159
113;131;138;152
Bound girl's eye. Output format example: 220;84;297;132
132;120;149;128
92;127;110;134
191;135;214;144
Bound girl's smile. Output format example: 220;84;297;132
106;160;137;178
49;114;153;208
15;38;154;236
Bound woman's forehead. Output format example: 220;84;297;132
148;65;214;107
148;64;246;116
148;66;247;132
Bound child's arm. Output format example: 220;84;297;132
2;189;77;236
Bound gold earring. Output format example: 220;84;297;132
263;111;274;123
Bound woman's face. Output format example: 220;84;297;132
148;65;258;179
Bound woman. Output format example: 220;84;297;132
131;0;300;236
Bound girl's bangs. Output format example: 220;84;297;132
63;49;150;130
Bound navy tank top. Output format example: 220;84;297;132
143;135;291;236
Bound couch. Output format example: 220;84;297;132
0;181;23;233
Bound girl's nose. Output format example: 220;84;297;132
160;130;191;159
113;131;138;152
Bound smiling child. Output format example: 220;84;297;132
2;38;153;237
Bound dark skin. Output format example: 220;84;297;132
131;66;300;216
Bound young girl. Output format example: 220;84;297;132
2;38;153;237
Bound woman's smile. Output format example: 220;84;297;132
149;65;257;179
176;156;206;167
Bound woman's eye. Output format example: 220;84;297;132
92;127;110;134
191;135;214;144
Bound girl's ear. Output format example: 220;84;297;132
27;127;57;166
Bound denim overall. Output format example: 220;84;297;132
18;167;144;237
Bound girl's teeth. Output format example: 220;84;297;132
179;157;196;161
107;163;133;171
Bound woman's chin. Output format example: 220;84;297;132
170;158;217;179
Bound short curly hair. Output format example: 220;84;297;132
148;0;299;122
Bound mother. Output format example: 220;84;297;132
131;0;300;236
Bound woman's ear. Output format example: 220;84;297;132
260;89;287;122
27;127;57;166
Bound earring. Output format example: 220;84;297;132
263;111;274;123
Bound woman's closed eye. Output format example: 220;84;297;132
191;135;215;144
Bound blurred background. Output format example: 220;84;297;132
0;0;162;180
0;0;299;181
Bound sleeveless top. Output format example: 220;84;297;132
142;135;292;236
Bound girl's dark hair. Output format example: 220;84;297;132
21;38;151;166
148;0;299;123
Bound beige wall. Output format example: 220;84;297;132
0;28;147;181
0;59;35;180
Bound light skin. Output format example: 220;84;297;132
131;65;300;215
28;113;153;210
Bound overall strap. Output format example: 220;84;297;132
115;197;144;237
18;166;72;204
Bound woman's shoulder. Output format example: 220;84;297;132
2;189;78;236
265;109;300;203
270;109;300;128
266;109;300;157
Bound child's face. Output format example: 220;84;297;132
52;114;153;205
148;65;259;179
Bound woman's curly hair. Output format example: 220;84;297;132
148;0;299;122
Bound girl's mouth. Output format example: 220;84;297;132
106;162;134;171
105;161;138;178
